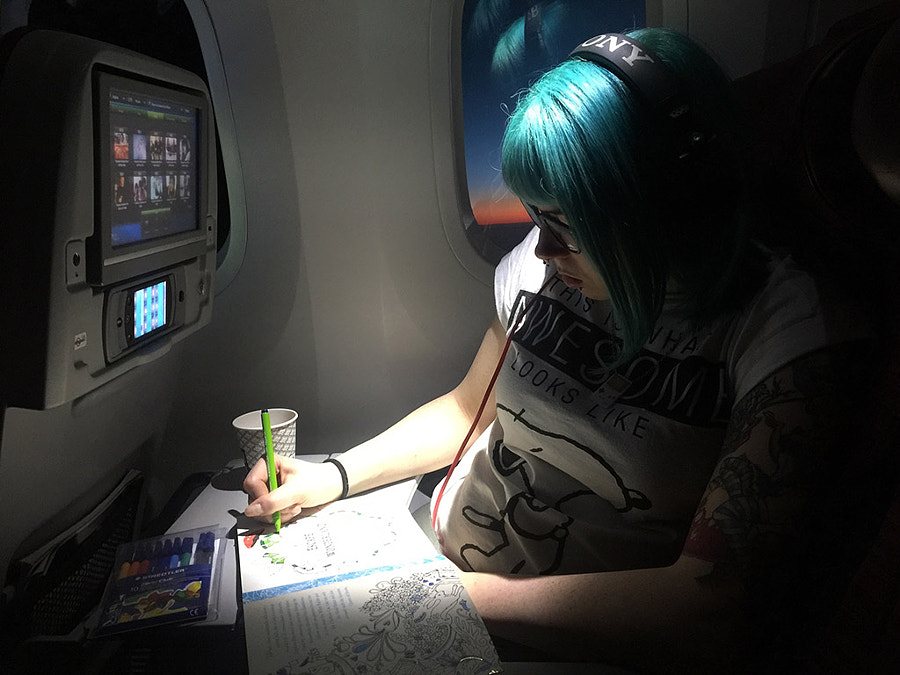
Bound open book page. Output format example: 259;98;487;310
238;480;432;598
237;480;501;674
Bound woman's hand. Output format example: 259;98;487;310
243;455;344;524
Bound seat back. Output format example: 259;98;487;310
734;4;900;671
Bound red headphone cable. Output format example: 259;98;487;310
431;273;555;531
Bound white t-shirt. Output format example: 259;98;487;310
433;228;867;575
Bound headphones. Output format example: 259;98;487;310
569;33;714;164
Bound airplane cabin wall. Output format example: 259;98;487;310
155;0;495;498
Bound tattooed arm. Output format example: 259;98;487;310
462;344;866;672
683;343;860;593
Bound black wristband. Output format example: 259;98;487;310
323;457;349;500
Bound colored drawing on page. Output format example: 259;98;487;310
239;506;433;596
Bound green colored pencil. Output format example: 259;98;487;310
261;409;281;532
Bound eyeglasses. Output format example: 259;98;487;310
522;203;581;254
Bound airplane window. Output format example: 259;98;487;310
460;0;647;263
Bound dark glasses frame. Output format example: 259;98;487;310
522;202;581;254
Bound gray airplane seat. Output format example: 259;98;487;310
733;5;900;671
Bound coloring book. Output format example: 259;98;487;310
237;479;501;674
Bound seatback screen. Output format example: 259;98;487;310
107;86;200;249
133;279;168;339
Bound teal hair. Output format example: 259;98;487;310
502;27;762;364
490;3;568;78
465;1;583;81
467;0;515;44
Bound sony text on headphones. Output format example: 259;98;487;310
569;33;714;162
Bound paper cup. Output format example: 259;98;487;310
232;408;298;470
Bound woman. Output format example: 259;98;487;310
245;28;869;671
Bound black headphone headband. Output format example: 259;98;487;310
569;33;711;160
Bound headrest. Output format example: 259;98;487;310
852;19;900;207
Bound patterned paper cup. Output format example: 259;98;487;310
232;408;298;470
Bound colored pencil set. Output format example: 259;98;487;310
116;531;216;578
93;525;225;636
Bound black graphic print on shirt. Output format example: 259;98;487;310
458;406;654;574
452;287;735;573
509;290;734;428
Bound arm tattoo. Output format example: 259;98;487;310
685;343;865;587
